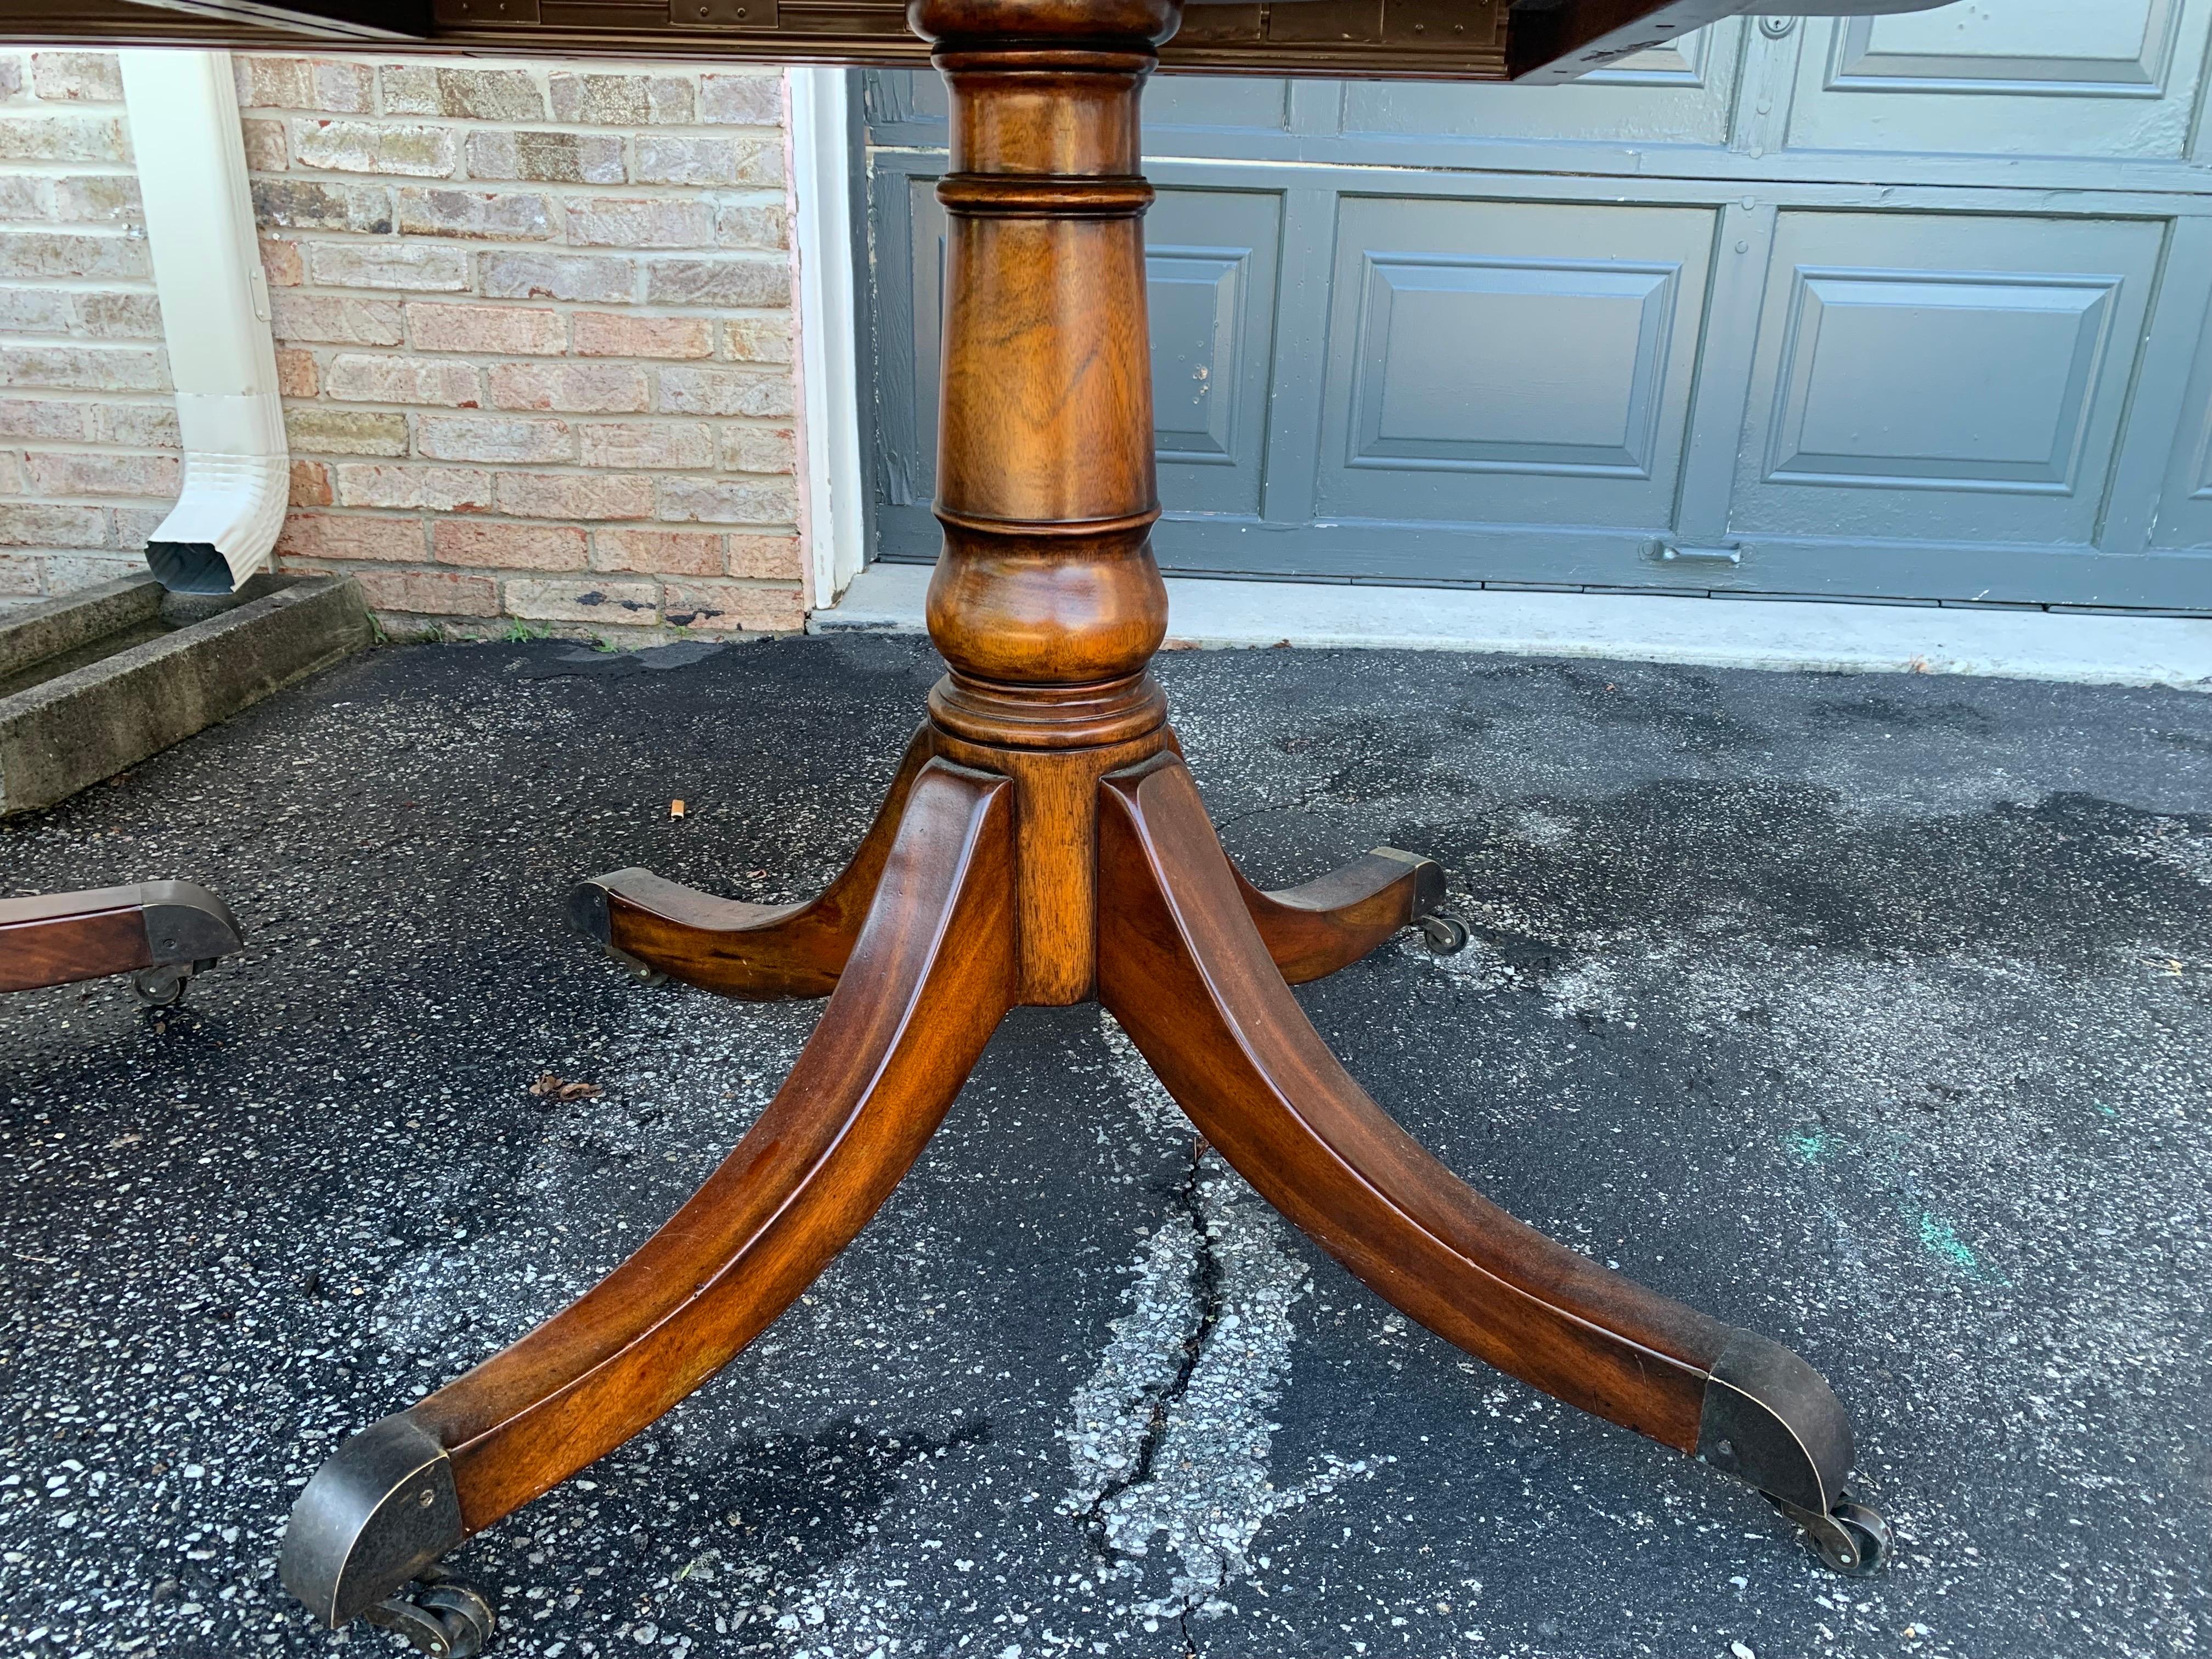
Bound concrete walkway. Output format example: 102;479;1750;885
820;563;2212;691
2;635;2208;1659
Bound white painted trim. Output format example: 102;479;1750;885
813;563;2212;691
786;66;867;609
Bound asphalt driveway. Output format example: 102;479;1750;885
2;632;2207;1659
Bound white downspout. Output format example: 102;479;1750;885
787;67;867;610
119;49;287;595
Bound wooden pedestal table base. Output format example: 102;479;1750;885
276;4;1891;1650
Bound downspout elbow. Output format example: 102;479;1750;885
146;393;290;596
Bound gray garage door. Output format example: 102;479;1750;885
860;3;2212;613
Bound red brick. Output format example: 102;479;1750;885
0;503;105;546
25;451;177;497
242;119;287;172
565;197;713;249
722;315;793;364
487;362;647;414
271;293;405;347
700;72;781;126
433;520;588;571
337;566;500;618
577;422;713;471
261;237;303;286
275;348;318;397
726;533;802;580
325;353;480;407
332;464;494;512
289;460;332;506
275;512;427;562
416;415;572;464
31;52;123;103
656;476;795;526
662;580;805;634
0;345;166;392
503;576;659;625
657;364;791;418
0;230;147;280
592;527;721;577
494;472;654;521
719;425;795;475
233;55;375;114
407;302;567;356
571;311;712;360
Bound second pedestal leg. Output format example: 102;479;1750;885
1096;754;1888;1573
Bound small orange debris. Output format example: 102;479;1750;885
670;798;686;819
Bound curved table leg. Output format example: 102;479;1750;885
1231;846;1447;984
283;758;1017;1632
1097;756;1885;1573
569;724;936;999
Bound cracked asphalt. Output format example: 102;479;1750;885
2;631;2208;1659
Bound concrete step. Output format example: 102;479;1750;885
0;573;375;817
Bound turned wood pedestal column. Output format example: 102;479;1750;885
276;5;1889;1649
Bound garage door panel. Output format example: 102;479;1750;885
1732;211;2165;547
1318;196;1714;526
1146;190;1284;515
872;172;1283;524
1762;270;2119;492
1348;255;1679;475
1785;0;2209;160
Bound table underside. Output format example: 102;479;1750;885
0;0;1788;84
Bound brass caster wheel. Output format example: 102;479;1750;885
1778;1493;1892;1577
365;1573;496;1659
1417;912;1469;955
618;952;668;988
132;964;193;1008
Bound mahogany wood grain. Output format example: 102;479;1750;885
409;759;1016;1529
916;7;1177;755
0;888;148;994
1098;756;1733;1454
932;724;1175;1004
1231;847;1441;985
591;724;935;998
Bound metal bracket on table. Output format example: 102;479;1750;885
1697;1331;1892;1575
279;1414;467;1630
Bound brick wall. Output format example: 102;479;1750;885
0;50;176;602
0;49;810;639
